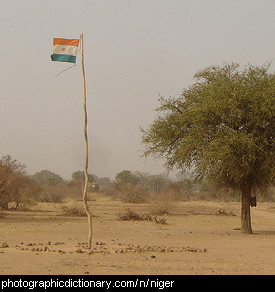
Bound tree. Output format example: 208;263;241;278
97;177;112;191
115;170;139;185
30;170;65;202
141;63;275;233
0;155;40;209
70;171;97;198
114;170;147;203
71;171;96;184
135;172;171;192
31;170;63;185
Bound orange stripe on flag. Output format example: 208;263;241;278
53;38;80;47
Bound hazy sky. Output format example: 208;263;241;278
0;0;274;180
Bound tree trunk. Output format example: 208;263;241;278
241;185;253;234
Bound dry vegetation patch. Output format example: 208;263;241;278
60;202;86;217
118;208;151;221
117;208;168;225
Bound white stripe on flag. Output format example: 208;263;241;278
53;44;78;56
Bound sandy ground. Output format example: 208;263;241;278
0;197;275;275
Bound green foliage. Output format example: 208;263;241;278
112;170;196;203
141;63;275;193
31;170;66;202
138;173;171;192
71;171;96;183
115;170;139;185
114;171;143;202
31;169;63;185
96;177;112;191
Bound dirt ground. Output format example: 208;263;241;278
0;196;275;275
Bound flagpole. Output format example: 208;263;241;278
80;32;92;249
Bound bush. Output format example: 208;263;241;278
147;191;176;215
61;200;87;217
38;184;67;203
118;208;152;221
118;208;144;221
0;155;40;210
166;180;193;201
114;182;148;203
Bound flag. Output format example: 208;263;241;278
51;38;80;64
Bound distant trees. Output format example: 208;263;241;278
97;177;112;191
71;170;99;194
112;170;192;203
71;171;96;184
114;170;147;203
0;154;214;210
31;169;64;185
115;170;139;185
30;169;66;202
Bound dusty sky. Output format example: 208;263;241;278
0;0;274;180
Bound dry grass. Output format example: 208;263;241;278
118;208;152;221
117;208;168;225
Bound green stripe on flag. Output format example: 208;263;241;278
51;54;76;63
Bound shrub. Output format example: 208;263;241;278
147;191;176;215
39;184;67;203
61;200;86;217
0;155;40;210
114;183;148;203
118;208;152;221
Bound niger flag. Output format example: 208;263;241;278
51;38;80;63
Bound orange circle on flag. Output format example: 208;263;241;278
62;48;65;51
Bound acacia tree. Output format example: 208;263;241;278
141;63;275;233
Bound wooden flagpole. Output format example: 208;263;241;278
80;32;92;248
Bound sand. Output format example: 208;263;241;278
0;197;275;275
